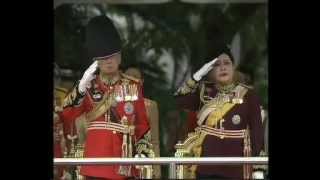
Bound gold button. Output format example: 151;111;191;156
113;131;116;134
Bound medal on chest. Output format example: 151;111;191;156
232;114;241;125
124;102;134;115
91;83;103;102
114;83;139;102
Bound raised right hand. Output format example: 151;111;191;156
192;58;218;81
78;61;98;94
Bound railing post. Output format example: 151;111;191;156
169;162;177;179
176;164;184;179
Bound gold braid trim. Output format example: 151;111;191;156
135;130;154;179
174;78;199;96
135;130;154;157
62;85;85;108
85;92;114;122
189;84;249;176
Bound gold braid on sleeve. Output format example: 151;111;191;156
63;83;86;108
174;78;199;96
135;130;154;179
135;130;154;157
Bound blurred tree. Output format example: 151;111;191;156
54;4;86;71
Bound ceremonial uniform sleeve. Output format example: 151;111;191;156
174;78;201;111
247;90;264;156
134;84;150;141
59;84;93;135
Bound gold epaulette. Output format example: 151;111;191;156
121;72;141;84
62;86;84;108
54;87;68;94
238;83;253;89
54;87;68;106
174;78;199;96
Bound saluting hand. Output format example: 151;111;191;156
78;61;98;94
193;58;218;81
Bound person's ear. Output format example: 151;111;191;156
118;57;122;65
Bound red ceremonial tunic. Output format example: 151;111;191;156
60;73;150;179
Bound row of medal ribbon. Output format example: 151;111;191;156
112;83;139;102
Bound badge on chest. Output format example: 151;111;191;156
92;92;102;101
124;102;134;115
90;83;103;102
232;114;241;125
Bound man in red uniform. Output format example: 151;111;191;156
59;15;150;180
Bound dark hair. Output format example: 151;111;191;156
206;45;234;64
216;46;234;63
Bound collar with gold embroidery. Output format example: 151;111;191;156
215;83;236;94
